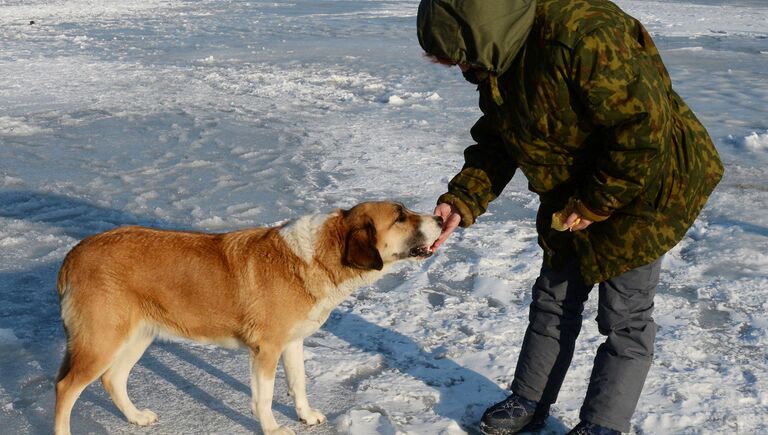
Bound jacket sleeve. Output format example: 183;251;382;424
570;25;669;219
438;114;517;227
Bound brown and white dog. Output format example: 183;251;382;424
54;201;442;435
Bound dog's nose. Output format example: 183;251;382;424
433;215;444;226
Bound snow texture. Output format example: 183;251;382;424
1;0;767;434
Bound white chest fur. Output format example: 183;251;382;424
279;211;387;340
290;298;336;340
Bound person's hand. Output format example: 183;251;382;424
431;203;462;251
564;212;593;231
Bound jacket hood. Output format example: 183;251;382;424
417;0;536;75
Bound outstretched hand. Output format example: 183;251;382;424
431;203;462;251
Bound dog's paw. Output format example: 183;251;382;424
298;408;326;425
128;409;158;426
265;425;295;435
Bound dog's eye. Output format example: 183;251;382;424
396;211;407;223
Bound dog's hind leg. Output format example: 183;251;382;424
53;348;76;435
282;339;326;426
101;328;156;426
54;331;129;435
250;344;294;435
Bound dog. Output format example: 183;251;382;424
54;201;443;435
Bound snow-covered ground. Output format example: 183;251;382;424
1;0;767;433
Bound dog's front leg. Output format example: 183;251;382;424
282;339;326;425
249;346;294;435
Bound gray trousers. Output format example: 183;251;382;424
510;258;661;433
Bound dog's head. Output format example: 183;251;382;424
342;201;442;271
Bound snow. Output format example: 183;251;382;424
619;0;768;39
0;329;20;345
336;409;399;435
742;130;768;151
1;0;767;434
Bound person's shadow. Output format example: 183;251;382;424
0;190;567;434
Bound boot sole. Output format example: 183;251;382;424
479;418;547;435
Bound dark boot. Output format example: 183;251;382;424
479;393;549;435
566;421;620;435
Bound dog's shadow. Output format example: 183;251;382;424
321;311;568;434
322;310;501;432
0;190;568;434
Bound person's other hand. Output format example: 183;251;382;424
431;203;462;251
565;212;593;231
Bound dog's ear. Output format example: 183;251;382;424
343;220;383;271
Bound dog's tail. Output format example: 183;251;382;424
56;250;74;298
56;347;72;383
56;263;73;383
56;247;79;382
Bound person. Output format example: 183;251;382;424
417;0;724;434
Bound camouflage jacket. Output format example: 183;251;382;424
418;0;724;284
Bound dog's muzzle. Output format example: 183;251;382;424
409;245;433;258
